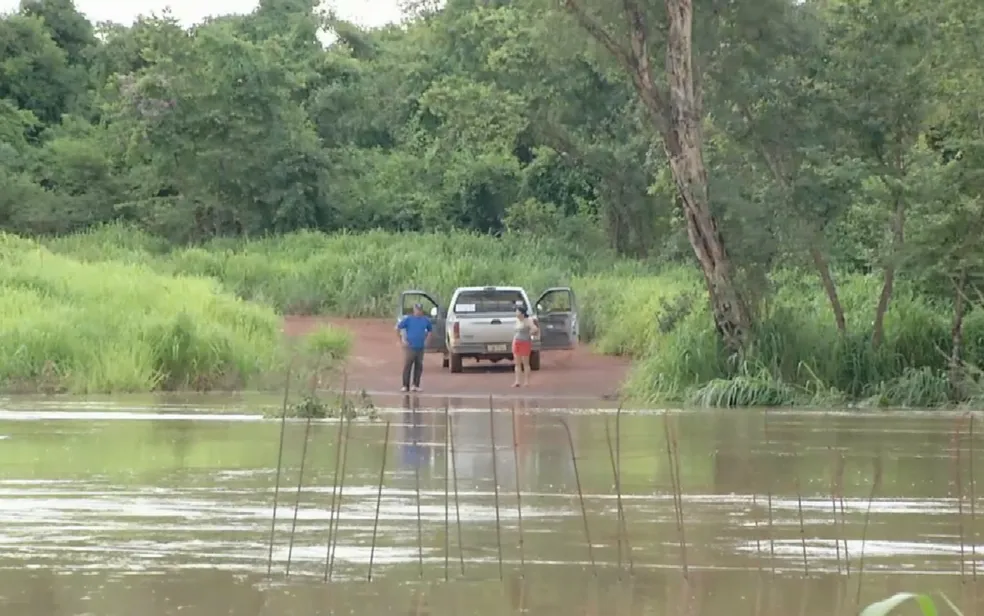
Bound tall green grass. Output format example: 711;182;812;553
44;225;651;315
40;224;984;407
0;233;284;394
617;269;984;407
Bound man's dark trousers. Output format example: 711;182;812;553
402;346;425;388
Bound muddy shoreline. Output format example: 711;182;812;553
284;316;630;408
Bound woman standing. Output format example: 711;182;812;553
512;305;538;387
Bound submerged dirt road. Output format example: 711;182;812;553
283;317;629;405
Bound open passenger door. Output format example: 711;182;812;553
397;290;447;353
534;287;579;351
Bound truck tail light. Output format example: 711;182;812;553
452;322;460;339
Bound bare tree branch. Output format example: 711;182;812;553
622;0;668;123
562;0;668;131
561;0;635;70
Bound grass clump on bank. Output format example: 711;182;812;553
0;233;284;394
608;269;984;408
269;390;379;420
41;224;984;408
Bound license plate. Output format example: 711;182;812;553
486;344;508;353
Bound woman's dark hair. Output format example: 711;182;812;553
516;305;529;318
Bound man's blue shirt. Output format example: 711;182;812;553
398;315;432;350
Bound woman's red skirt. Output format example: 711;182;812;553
512;340;532;358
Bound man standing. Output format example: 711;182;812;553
397;303;432;392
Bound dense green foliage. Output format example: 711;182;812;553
39;225;984;406
3;0;984;405
0;233;285;392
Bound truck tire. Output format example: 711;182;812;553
449;353;463;373
442;355;450;369
529;351;541;371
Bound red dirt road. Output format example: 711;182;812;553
283;317;629;406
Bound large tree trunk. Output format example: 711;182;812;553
562;0;752;350
663;114;750;348
662;0;751;349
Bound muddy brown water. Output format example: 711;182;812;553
0;397;982;615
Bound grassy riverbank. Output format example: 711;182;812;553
36;225;984;407
0;233;288;394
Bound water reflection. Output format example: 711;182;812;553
398;396;430;472
150;419;195;469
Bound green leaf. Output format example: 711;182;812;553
860;593;938;616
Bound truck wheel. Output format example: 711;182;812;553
450;353;463;373
529;351;541;371
442;355;450;369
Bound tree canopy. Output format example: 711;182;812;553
2;0;983;365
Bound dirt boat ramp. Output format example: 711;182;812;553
283;317;630;408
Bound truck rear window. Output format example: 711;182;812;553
453;290;526;313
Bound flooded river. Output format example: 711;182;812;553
0;396;982;615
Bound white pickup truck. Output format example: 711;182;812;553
396;286;579;373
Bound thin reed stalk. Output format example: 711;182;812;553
322;412;346;582
606;417;621;574
854;455;883;607
836;453;849;577
267;357;294;578
745;432;763;574
752;490;763;574
286;357;328;579
511;404;526;574
763;410;775;576
367;420;392;582
970;414;977;581
489;395;504;580
509;573;528;613
662;412;688;579
616;407;632;576
795;471;809;577
285;414;313;578
670;418;688;579
322;372;347;581
829;449;841;576
605;410;633;575
412;406;424;579
327;418;352;581
559;417;596;575
956;416;967;581
448;403;465;575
